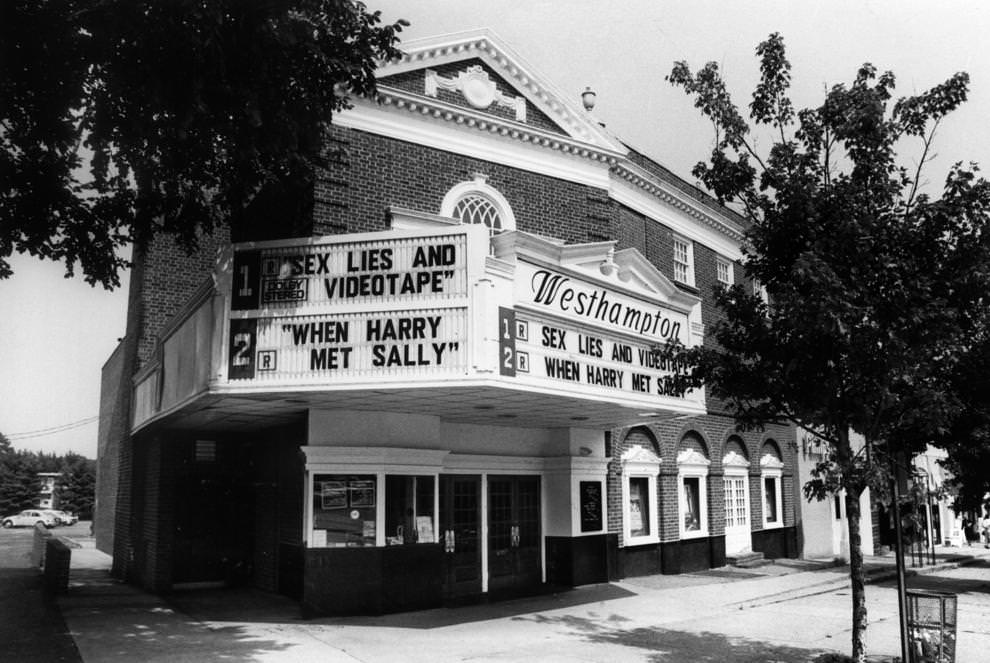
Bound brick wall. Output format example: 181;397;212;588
316;126;614;240
95;342;124;555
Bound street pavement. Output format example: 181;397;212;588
3;523;990;662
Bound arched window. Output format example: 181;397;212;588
451;193;502;231
440;173;516;239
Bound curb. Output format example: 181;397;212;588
732;554;983;610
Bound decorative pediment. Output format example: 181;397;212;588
375;29;623;152
722;449;750;469
621;444;662;475
760;453;785;471
677;448;711;469
425;65;526;121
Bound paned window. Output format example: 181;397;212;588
673;236;694;286
451;194;502;232
724;476;748;528
716;258;733;286
440;173;516;246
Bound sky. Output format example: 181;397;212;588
2;0;988;459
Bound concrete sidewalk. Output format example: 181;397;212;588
57;541;990;663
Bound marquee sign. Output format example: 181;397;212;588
226;229;476;382
498;307;690;401
231;233;469;311
495;234;702;408
514;262;690;345
229;308;467;381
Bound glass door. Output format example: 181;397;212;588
440;475;482;600
488;475;541;596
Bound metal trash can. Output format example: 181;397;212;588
906;589;957;663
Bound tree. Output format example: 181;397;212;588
938;335;990;513
0;444;43;516
1;0;407;288
58;455;96;519
666;34;990;662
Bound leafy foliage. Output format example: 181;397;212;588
1;0;407;287
938;335;990;512
666;33;990;661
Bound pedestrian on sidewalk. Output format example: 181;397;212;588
980;509;990;548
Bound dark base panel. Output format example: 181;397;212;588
752;527;798;559
618;542;661;578
660;536;722;574
278;543;304;600
709;535;726;568
302;544;443;616
546;534;610;586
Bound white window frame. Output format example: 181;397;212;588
620;445;661;546
716;257;733;286
760;452;785;528
672;235;695;286
677;448;710;539
440;172;516;236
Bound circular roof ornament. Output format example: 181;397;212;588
460;66;497;109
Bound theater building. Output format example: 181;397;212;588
97;29;796;615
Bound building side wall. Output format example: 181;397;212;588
95;342;124;554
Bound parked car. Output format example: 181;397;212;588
42;510;78;526
1;509;57;528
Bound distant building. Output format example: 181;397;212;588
98;29;798;615
37;472;61;509
793;431;874;561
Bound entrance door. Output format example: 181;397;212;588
488;476;541;596
723;475;751;555
440;475;482;600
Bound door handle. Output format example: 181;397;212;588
445;529;456;553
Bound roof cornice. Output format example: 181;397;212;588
612;161;747;243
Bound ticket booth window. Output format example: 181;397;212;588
385;475;436;545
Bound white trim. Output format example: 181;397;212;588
380;28;624;151
760;452;784;529
441;173;517;232
610;178;745;262
335;101;615;190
